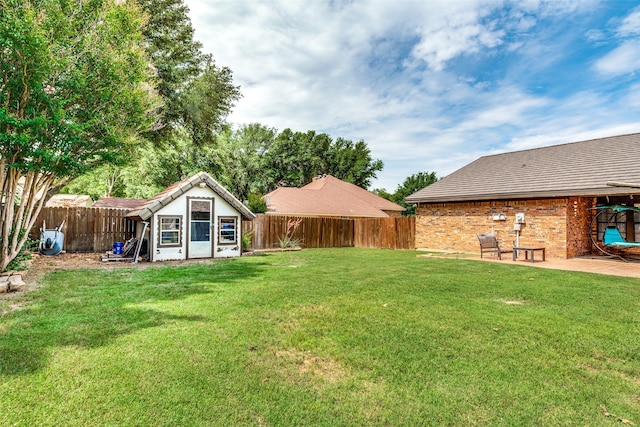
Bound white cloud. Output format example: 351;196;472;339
594;40;640;75
184;0;640;191
617;6;640;36
593;6;640;76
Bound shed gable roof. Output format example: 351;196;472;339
266;174;404;217
126;172;256;221
406;133;640;203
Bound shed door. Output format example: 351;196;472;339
188;199;212;258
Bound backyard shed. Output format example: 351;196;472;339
126;172;255;261
406;133;640;259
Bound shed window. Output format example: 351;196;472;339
219;217;237;244
159;216;182;246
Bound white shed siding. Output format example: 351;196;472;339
212;194;242;258
150;186;243;261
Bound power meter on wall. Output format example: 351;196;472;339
515;213;526;224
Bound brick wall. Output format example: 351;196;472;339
415;198;573;259
566;197;596;258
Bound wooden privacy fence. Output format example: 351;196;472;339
243;215;355;249
243;215;415;250
31;207;135;253
354;217;416;250
30;209;414;253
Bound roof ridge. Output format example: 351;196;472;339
476;132;640;161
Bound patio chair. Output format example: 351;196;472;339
477;234;512;260
603;226;640;248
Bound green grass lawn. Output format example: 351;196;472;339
1;248;639;426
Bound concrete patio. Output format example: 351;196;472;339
417;249;640;279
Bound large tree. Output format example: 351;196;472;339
264;129;333;189
137;0;240;145
326;138;383;188
392;171;438;216
60;0;241;199
215;123;277;200
0;0;159;271
264;129;382;190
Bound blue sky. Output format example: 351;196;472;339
184;0;640;191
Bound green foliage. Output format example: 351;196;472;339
277;218;303;248
264;130;383;190
6;237;36;271
381;171;438;216
0;0;159;271
137;0;240;145
1;249;639;425
372;187;394;201
60;165;122;200
181;58;241;145
247;193;267;214
326;138;384;188
120;123;383;203
241;229;254;252
136;0;206;141
0;0;158;175
214;123;277;200
374;172;438;215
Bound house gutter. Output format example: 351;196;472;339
406;187;640;204
607;181;640;189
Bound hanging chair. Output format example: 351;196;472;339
603;226;640;247
591;205;640;261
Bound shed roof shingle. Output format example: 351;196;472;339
126;172;255;221
406;133;640;203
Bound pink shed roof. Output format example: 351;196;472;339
265;175;404;218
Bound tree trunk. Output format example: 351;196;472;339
0;168;54;272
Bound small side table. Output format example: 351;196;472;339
513;247;545;263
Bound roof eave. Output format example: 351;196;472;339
126;172;256;221
407;187;640;204
203;175;256;220
265;211;389;218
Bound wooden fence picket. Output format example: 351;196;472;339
32;208;414;253
31;207;135;253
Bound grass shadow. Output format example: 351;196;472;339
0;258;267;375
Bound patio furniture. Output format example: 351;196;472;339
477;234;512;260
591;205;640;261
603;226;640;248
512;247;545;263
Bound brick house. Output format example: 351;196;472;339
406;133;640;259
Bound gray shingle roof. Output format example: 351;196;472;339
126;172;256;221
406;133;640;203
